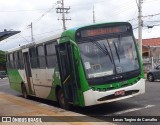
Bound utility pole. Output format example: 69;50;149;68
30;22;34;42
56;0;71;31
138;0;143;58
93;5;96;24
27;22;34;42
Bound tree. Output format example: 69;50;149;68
0;50;6;70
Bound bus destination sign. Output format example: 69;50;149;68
80;25;129;38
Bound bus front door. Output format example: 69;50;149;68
23;52;33;94
56;42;77;105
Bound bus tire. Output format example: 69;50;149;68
21;84;28;99
58;89;70;110
147;73;154;82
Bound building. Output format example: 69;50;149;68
142;37;160;72
142;37;160;58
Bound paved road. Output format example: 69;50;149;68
0;78;160;124
0;78;20;96
72;80;160;125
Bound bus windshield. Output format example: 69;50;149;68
78;36;139;79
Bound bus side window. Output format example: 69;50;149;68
29;47;38;68
37;45;46;68
45;42;57;68
13;52;18;69
9;53;14;69
17;51;24;69
6;54;10;69
6;54;9;68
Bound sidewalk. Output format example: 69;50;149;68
0;92;115;125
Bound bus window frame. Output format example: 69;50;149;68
36;44;46;69
45;41;57;68
17;50;24;69
76;33;141;85
29;46;39;69
13;52;18;69
9;53;14;69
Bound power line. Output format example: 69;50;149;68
16;4;56;43
145;23;160;28
97;1;136;18
143;0;159;3
133;26;139;30
33;5;55;24
146;20;160;22
0;28;63;46
70;0;136;23
5;29;63;40
0;8;50;13
143;12;160;18
104;3;137;21
17;34;30;43
11;4;56;39
109;1;136;15
96;3;137;22
127;18;138;22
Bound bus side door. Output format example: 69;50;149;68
23;51;33;94
56;42;77;104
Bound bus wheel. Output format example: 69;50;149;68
58;89;70;110
22;84;28;99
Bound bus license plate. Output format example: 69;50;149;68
115;90;125;96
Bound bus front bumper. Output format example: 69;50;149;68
83;78;145;106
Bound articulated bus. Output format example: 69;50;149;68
7;22;145;109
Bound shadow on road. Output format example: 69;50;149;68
24;95;144;116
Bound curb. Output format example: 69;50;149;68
0;92;115;125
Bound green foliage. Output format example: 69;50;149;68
0;50;6;65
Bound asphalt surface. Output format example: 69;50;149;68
0;78;160;124
0;78;20;96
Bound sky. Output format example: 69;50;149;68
0;0;160;50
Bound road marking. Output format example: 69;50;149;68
106;105;155;116
0;83;9;86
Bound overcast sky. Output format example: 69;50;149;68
0;0;160;50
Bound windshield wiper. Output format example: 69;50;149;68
113;41;120;62
91;41;113;64
102;43;113;64
117;35;121;52
106;40;117;73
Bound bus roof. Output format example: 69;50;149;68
60;22;131;40
7;33;61;53
7;22;130;53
